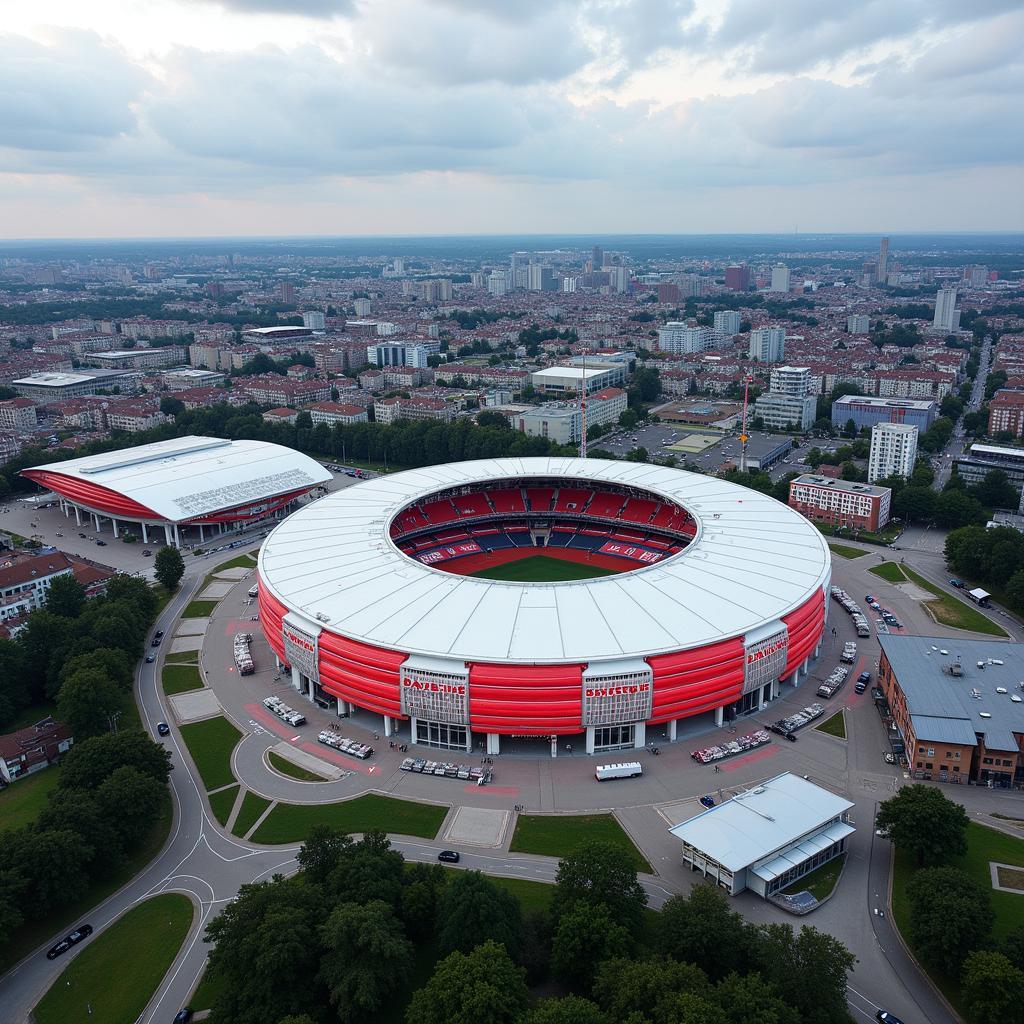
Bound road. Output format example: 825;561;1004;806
932;335;990;492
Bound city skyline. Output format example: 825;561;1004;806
2;0;1022;238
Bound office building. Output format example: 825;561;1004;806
658;322;713;355
302;310;326;331
371;343;430;369
515;407;581;444
789;475;891;532
877;237;890;282
531;365;627;395
527;264;555;291
768;366;812;398
713;311;741;336
724;265;750;291
12;370;141;404
831;395;937;432
608;266;629;293
591;245;603;270
753;393;816;431
988;390;1024;438
847;314;870;334
749;327;786;363
932;286;960;332
769;264;791;293
955;444;1024;496
868;422;918;482
83;347;186;371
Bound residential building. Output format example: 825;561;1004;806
374;396;454;424
237;376;332;407
868;422;918;482
531;365;627;395
353;297;372;316
0;717;74;783
878;634;1024;787
434;365;529;389
877;237;890;281
12;370;141;403
667;773;854;898
753;393;816;431
0;399;38;432
515;407;581;444
658;323;713;355
749;327;786;363
487;272;510;297
932;286;960;332
83;347;186;371
105;401;169;433
713;311;741;336
0;551;78;622
527;264;555;291
768;366;812;397
262;407;299;425
306;402;369;426
964;264;989;288
162;368;227;390
241;326;314;343
988;390;1024;437
769;264;791;293
724;265;750;291
302;310;326;331
586;387;629;428
847;315;870;334
789;475;891;532
831;395;937;432
371;343;430;369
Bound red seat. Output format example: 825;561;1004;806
488;489;526;513
452;494;490;518
620;498;658;524
421;498;458;525
553;488;592;514
586;492;624;518
526;487;554;512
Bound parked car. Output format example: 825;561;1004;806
155;630;164;639
173;1010;193;1024
858;671;871;684
157;722;170;736
949;578;964;588
883;752;896;764
96;539;107;546
46;924;93;960
699;795;716;808
142;549;152;556
864;595;875;603
437;850;460;863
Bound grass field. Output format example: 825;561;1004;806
0;796;172;975
267;750;327;782
2;700;58;732
208;784;240;827
509;813;653;873
231;790;273;838
251;793;447;843
892;821;1024;1011
190;964;230;1013
0;767;60;834
869;561;908;583
161;664;204;695
783;854;845;901
470;555;619;582
33;893;193;1024
179;716;242;792
164;651;199;665
182;599;218;618
828;543;867;560
816;710;847;739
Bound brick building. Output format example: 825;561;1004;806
788;475;891;532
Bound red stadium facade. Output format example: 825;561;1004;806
257;462;831;756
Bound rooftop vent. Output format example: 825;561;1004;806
979;712;992;718
996;687;1008;694
940;649;948;655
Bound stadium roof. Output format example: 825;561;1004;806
258;457;831;665
667;773;854;872
24;436;331;523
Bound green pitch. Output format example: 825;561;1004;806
470;554;619;582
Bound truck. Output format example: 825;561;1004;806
248;584;259;599
967;588;991;607
595;762;643;781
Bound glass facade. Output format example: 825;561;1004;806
593;723;636;752
415;719;468;750
765;837;847;895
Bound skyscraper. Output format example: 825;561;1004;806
749;327;786;363
713;310;741;336
591;245;604;270
724;265;750;291
868;422;918;482
878;237;890;282
933;286;959;332
769;264;791;293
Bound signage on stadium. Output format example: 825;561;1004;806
581;673;653;727
746;638;786;664
742;628;788;695
400;669;470;724
282;620;321;685
403;679;467;696
585;683;650;698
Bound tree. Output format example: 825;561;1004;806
658;884;756;980
521;996;609;1024
552;841;647;933
95;765;166;847
60;647;134;693
876;784;969;866
619;408;639;430
961;951;1024;1024
56;668;124;738
296;824;354;885
906;867;993;974
894;485;936;524
0;638;29;729
437;869;522;958
714;972;787;1024
154;545;185;590
46;574;87;618
972;469;1019;510
945;525;989;579
318;900;413;1023
59;730;172;791
2;827;94;912
0;869;27;942
476;410;509;429
935;489;985;529
625;446;649;463
326;830;406;909
1006;569;1024;614
405;940;529;1024
593;957;711;1023
755;924;855;1024
843;417;857;438
160;396;185;417
551;902;634;988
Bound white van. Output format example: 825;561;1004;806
595;762;643;781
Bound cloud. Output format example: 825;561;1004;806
182;0;354;16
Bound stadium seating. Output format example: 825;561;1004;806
420;497;459;525
451;493;490;518
585;492;625;518
488;488;527;514
620;498;658;525
525;487;555;512
552;488;592;514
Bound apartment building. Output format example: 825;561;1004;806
788;475;891;532
868;422;918;482
988;390;1024;437
306;402;370;426
0;399;38;432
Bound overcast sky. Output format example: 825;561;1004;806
2;0;1022;238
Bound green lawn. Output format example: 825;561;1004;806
33;893;194;1024
892;821;1024;1011
470;555;619;582
208;784;240;827
179;715;242;791
899;565;1008;637
828;543;867;560
509;813;653;873
182;599;218;618
816;710;847;739
164;650;199;665
2;700;59;731
267;749;327;782
783;854;845;901
869;561;908;583
0;767;60;834
161;664;204;695
190;962;230;1013
0;795;172;974
251;794;448;843
231;791;273;838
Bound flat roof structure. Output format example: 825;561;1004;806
12;370;132;388
791;474;890;498
832;395;936;411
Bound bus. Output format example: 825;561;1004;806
967;588;991;607
595;762;643;781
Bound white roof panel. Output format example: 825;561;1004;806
258;457;830;665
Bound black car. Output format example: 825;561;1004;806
155;630;164;639
151;637;161;647
145;654;156;663
173;1010;193;1024
437;850;460;863
157;722;170;736
96;539;107;546
46;924;93;960
875;1012;905;1024
858;671;872;684
784;732;798;742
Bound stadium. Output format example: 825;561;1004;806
256;457;831;756
22;436;332;547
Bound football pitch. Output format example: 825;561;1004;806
469;555;619;582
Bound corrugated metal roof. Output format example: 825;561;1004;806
909;715;978;747
258;457;831;665
667;772;854;872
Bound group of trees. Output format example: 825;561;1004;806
946;524;1024;613
876;786;1024;1023
202;831;857;1024
0;730;172;948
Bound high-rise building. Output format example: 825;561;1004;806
878;237;890;282
562;276;579;293
749;327;786;363
301;310;326;331
964;265;989;288
932;286;959;332
768;365;811;397
847;314;870;334
353;297;372;316
591;245;604;270
657;322;713;354
510;252;530;273
277;282;296;303
713;311;741;336
868;422;918;482
527;264;555;291
487;271;510;297
753;393;816;431
769;264;791;293
987;390;1024;438
608;266;629;293
724;265;750;291
393;258;405;274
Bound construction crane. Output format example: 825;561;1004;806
579;350;588;458
739;374;754;473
